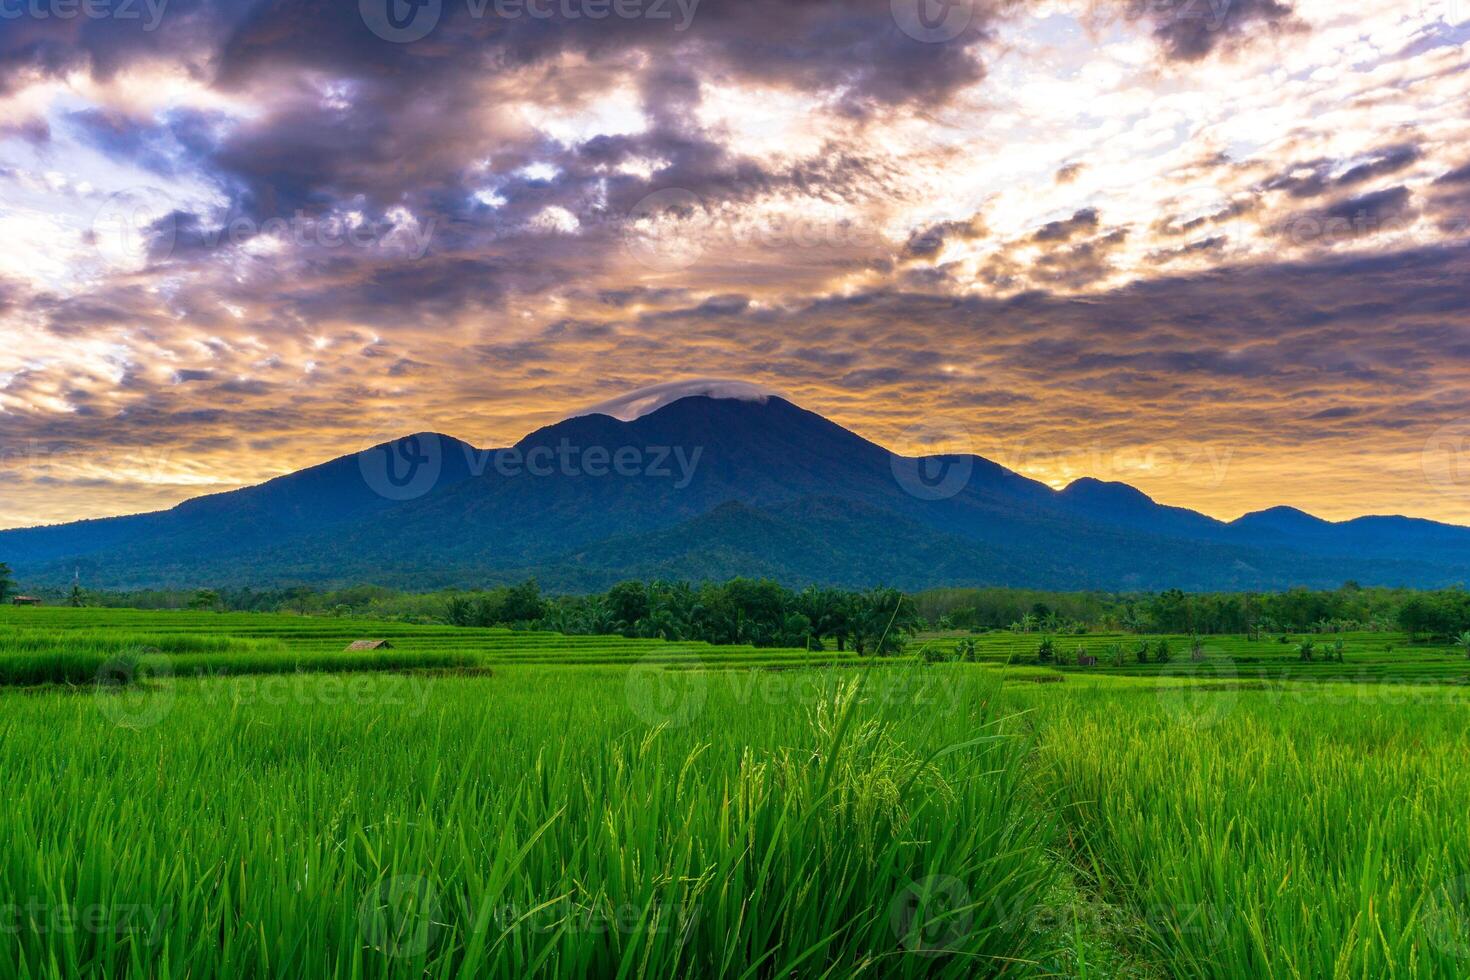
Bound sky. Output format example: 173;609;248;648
1;0;1469;529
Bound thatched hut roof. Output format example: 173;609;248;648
345;639;393;651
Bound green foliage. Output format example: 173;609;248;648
1153;638;1172;663
1036;636;1056;663
0;562;14;604
1018;678;1470;978
4;606;1470;976
187;588;220;612
0;659;1059;977
444;580;547;628
918;583;1467;636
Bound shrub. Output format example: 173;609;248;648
919;644;949;664
1036;637;1056;664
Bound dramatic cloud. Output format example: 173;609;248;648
2;0;1470;529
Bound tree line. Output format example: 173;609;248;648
10;567;1470;643
916;583;1470;638
446;579;921;654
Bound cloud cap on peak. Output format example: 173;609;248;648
573;379;774;422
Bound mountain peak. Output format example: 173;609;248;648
1060;477;1157;506
1230;505;1331;533
570;379;773;422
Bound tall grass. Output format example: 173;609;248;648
1013;681;1470;978
0;628;477;686
0;666;1062;978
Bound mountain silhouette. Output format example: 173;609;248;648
3;393;1469;591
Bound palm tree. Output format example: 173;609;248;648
1120;607;1148;634
1456;631;1470;661
1296;639;1316;662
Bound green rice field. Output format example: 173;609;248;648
2;606;1468;977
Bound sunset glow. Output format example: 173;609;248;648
2;0;1470;528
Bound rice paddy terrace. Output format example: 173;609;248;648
919;629;1470;684
4;607;1467;686
0;606;852;685
3;605;1470;977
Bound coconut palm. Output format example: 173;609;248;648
1456;631;1470;660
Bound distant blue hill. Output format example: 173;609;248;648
3;394;1468;591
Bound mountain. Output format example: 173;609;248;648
3;393;1469;591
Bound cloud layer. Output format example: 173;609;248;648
2;0;1470;529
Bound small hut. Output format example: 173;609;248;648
1077;653;1098;667
345;639;393;651
11;596;41;606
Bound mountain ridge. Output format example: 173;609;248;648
2;393;1467;591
